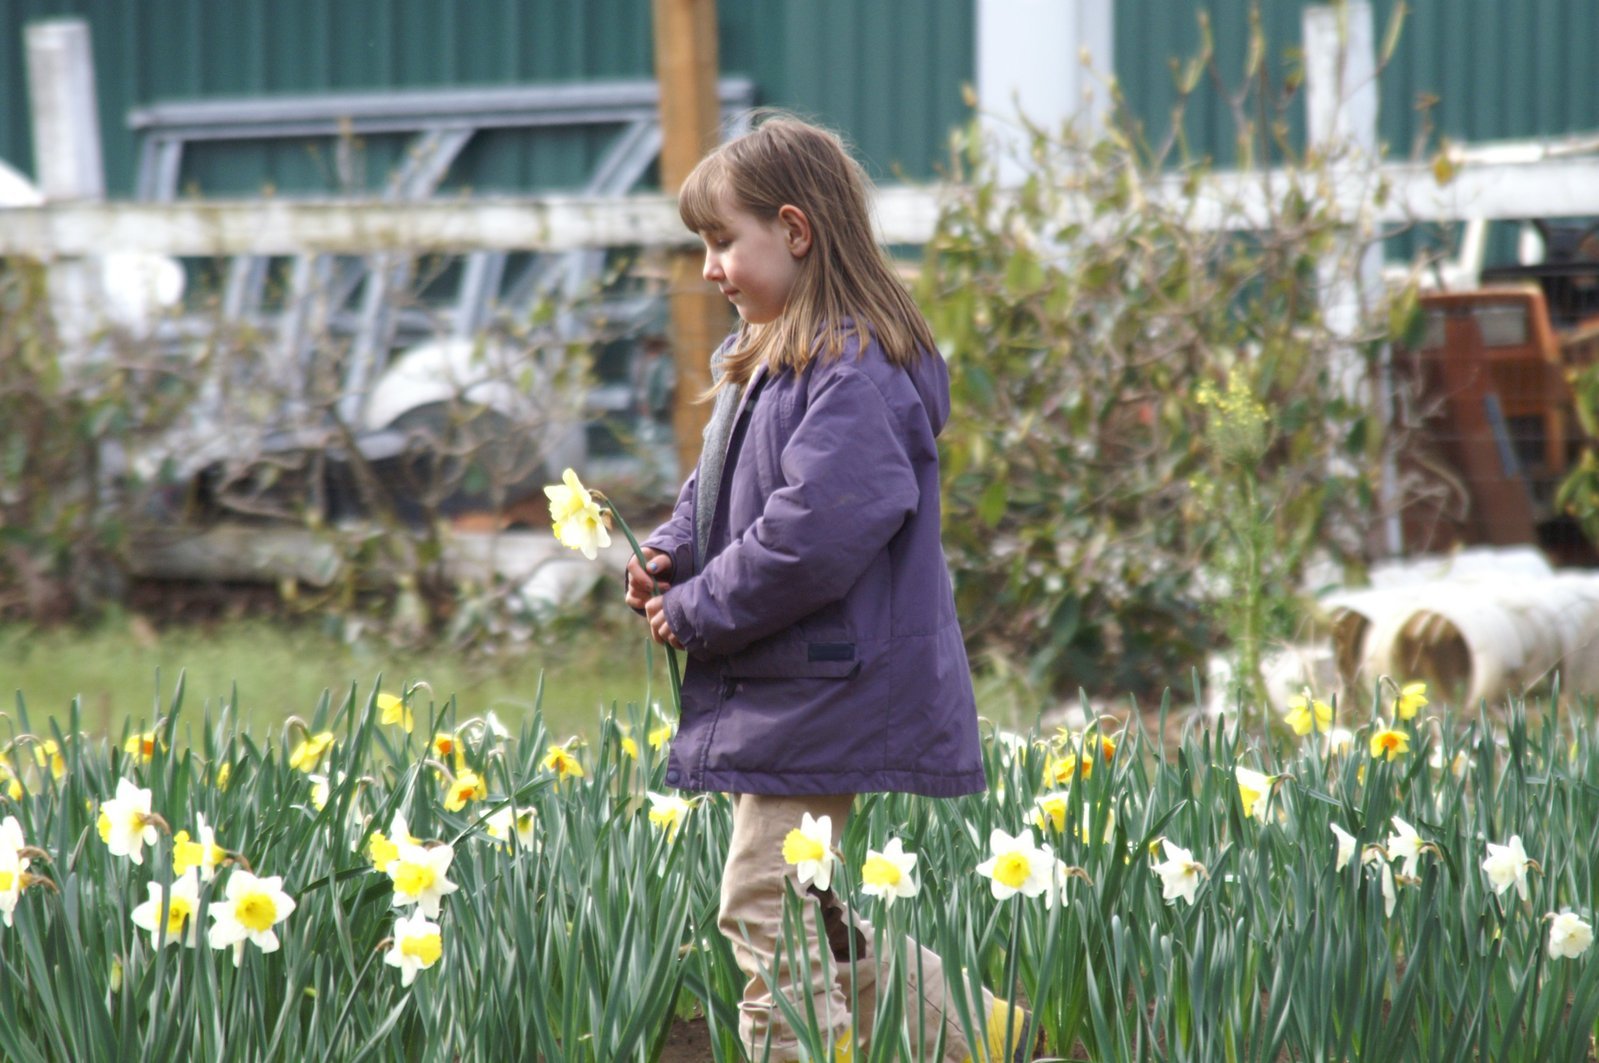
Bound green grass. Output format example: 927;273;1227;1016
0;612;671;742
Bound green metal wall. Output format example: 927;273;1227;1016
1115;0;1599;164
0;0;974;198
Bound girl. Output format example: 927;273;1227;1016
625;115;1028;1062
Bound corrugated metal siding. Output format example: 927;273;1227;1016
0;0;971;199
1116;0;1599;164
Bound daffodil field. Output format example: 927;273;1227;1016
1;671;1598;1060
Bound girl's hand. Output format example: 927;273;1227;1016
625;549;673;612
644;596;685;650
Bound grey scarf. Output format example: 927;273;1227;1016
692;357;743;571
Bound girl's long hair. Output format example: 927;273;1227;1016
677;113;936;390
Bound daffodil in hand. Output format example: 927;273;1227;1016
545;468;612;560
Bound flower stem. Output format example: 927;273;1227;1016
602;501;684;719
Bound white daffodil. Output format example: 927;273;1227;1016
1233;767;1275;823
0;816;25;864
1482;835;1535;901
131;877;202;948
172;812;227;883
1150;839;1207;906
1386;816;1425;879
781;812;836;892
646;792;693;842
1549;910;1595;960
207;870;297;966
860;837;920;908
385;910;444;987
388;839;460;918
485;804;538;851
1331;823;1357;872
1326;727;1356;756
975;827;1054;901
0;849;23;928
96;778;160;865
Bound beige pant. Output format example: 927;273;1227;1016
719;792;1000;1062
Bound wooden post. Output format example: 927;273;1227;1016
652;0;729;479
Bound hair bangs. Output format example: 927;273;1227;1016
677;156;733;234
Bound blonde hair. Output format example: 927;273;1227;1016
677;113;936;389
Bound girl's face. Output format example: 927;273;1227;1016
697;193;809;326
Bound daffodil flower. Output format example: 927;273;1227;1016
544;468;612;560
32;739;64;781
1285;693;1333;736
1386;816;1427;878
1549;910;1595;959
0;762;21;801
1482;835;1536;901
975;827;1055;901
385;910;444;987
542;743;585;781
1394;681;1428;721
860;837;920;908
288;731;334;773
387;839;460;918
619;734;640;759
0;849;23;927
1363;845;1398;917
486;804;538;852
131;877;202;948
1233;766;1275;822
1150;838;1207;905
430;732;459;760
207;870;297;966
1331;822;1356;871
647;723;674;750
377;693;414;734
781;812;836;892
124;731;163;763
366;812;417;870
443;770;487;813
173;812;227;882
1369;725;1410;761
646;792;692;841
96;778;161;865
1032;791;1069;834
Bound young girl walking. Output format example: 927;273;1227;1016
625;115;1028;1063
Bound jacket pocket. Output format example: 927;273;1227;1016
722;630;861;679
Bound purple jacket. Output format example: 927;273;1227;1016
643;330;984;797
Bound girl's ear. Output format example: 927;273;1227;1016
776;204;813;259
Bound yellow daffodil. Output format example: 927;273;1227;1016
124;731;163;763
544;468;611;560
367;812;417;870
0;762;21;802
131;877;201;948
1482;835;1536;901
32;739;64;781
377;693;414;734
1284;693;1333;736
542;743;585;781
781;812;836;891
1150;839;1207;905
1032;791;1069;834
1394;681;1428;721
443;770;487;813
207;870;297;966
1549;910;1595;959
173;813;227;882
860;837;920;908
1044;751;1089;784
1233;766;1275;822
1369;725;1410;761
619;734;639;759
289;731;334;773
385;910;444;987
647;723;674;750
646;791;692;841
387;839;459;918
974;827;1054;901
96;778;160;865
213;761;232;791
